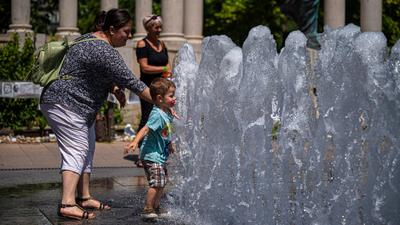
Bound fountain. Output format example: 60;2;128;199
170;24;400;225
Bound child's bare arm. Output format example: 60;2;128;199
124;125;150;154
169;108;180;119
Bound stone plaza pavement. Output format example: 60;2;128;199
0;142;187;225
0;142;134;170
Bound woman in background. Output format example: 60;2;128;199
135;15;171;167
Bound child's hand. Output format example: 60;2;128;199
169;108;180;119
168;143;175;154
124;142;137;154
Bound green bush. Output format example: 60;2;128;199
0;34;46;133
98;101;123;125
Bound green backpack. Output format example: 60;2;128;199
28;37;99;87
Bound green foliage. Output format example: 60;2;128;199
152;0;162;16
0;34;46;131
1;0;58;35
0;34;34;84
119;0;135;15
0;1;10;33
30;0;59;35
204;0;296;49
78;0;101;34
383;0;400;47
1;0;398;48
205;0;400;49
119;0;139;33
77;0;144;35
345;0;360;24
113;106;123;125
98;101;123;125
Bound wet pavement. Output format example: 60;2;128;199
0;142;187;225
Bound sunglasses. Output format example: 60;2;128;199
145;15;159;26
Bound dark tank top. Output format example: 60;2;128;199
136;38;169;86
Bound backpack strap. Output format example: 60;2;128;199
69;37;106;47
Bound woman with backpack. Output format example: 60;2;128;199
40;9;151;220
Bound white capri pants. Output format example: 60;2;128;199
40;104;95;175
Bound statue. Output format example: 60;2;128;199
281;0;321;49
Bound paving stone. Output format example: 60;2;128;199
0;143;190;224
0;208;52;225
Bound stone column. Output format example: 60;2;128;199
360;0;382;32
160;0;185;53
324;0;345;29
101;0;118;11
184;0;203;52
56;0;80;40
133;0;152;42
8;0;32;34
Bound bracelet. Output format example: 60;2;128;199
162;66;168;72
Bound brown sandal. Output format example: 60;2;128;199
58;203;95;220
76;196;111;210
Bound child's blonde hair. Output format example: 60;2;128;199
150;78;176;102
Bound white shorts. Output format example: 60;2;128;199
40;104;95;175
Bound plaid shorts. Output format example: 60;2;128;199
143;161;168;188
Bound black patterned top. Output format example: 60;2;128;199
40;33;146;125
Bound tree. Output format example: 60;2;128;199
0;1;11;33
1;0;397;47
382;0;400;47
204;0;400;48
77;0;100;34
31;0;59;35
204;0;296;49
0;35;46;131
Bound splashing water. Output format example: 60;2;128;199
170;24;400;225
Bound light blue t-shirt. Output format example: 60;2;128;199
140;106;174;164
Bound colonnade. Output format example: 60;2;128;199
324;0;382;31
7;0;203;53
7;0;383;48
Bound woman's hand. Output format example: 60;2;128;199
112;85;126;108
162;65;172;78
138;88;179;118
138;87;153;104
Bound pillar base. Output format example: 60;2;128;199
160;33;186;52
7;28;34;44
55;27;80;41
7;24;33;34
133;33;147;44
185;35;203;53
